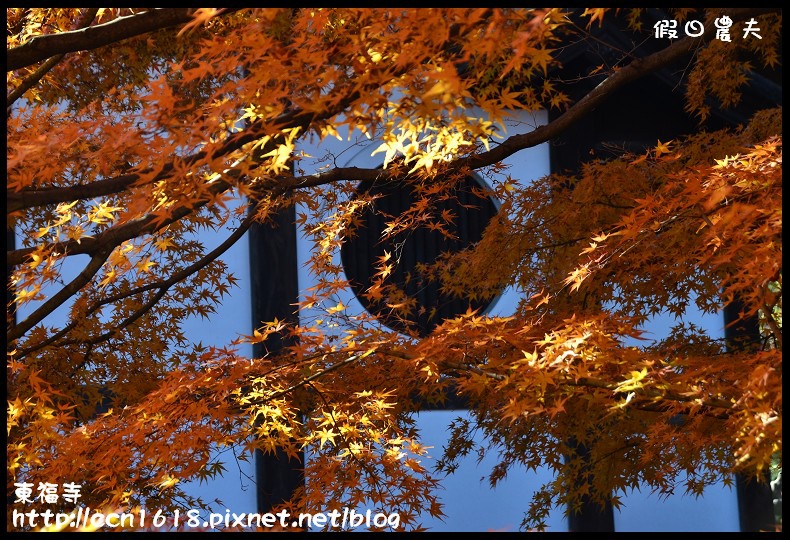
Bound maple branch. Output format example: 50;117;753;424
0;9;702;214
6;9;99;109
444;360;505;381
242;353;363;409
16;208;258;359
9;248;112;342
7;8;241;72
88;287;170;350
305;380;393;508
453;9;775;172
6;54;62;107
12;10;769;217
6;89;363;215
178;8;783;198
442;360;739;414
760;304;782;350
8;8;777;343
290;8;776;187
7;172;141;215
9;199;197;268
7;79;391;270
8;8;774;217
567;376;737;411
11;157;267;266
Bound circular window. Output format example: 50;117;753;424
341;174;499;337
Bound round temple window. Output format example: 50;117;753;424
340;173;499;337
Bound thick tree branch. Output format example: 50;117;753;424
8;172;142;215
6;91;362;215
12;9;770;215
7;9;243;72
6;103;356;267
7;7;775;330
6;9;99;109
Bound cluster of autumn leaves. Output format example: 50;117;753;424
7;8;782;531
415;115;782;521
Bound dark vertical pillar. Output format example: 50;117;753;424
249;204;304;514
566;440;615;532
7;228;18;507
723;299;776;532
568;499;615;533
549;98;616;534
7;228;17;331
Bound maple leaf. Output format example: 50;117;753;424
89;202;124;225
654;139;672;157
316;427;338;449
563;265;591;293
177;8;220;36
530;47;554;74
157;475;180;490
136;257;157;273
27;253;45;269
582;8;608;28
15;287;40;304
154;237;176;251
327;301;346;314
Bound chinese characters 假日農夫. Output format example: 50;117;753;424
654;17;762;40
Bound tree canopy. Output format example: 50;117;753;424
7;8;782;531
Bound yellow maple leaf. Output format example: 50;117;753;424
530;48;554;74
153;237;176;251
28;252;45;269
178;8;220;37
157;475;180;490
654;139;672;158
582;8;608;28
15;287;39;303
89;202;124;225
316;427;337;448
136;258;157;273
327;301;346;314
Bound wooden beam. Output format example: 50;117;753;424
249;204;304;514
